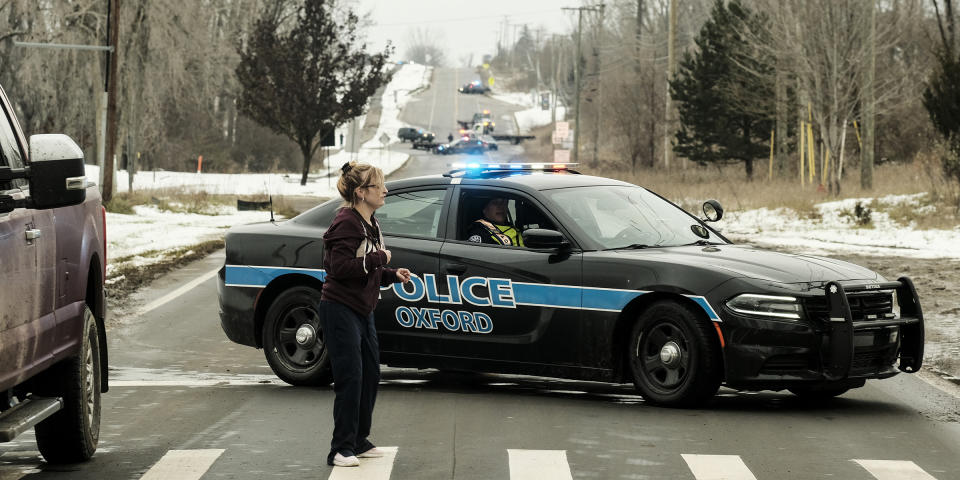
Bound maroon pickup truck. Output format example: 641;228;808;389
0;82;107;463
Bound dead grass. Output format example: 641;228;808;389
104;187;304;218
525;136;960;229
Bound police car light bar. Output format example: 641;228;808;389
444;162;580;177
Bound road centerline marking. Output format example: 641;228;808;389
139;449;224;480
508;449;573;480
133;266;219;317
681;454;757;480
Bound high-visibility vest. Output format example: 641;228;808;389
475;219;523;247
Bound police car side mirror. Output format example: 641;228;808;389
523;228;569;250
702;199;723;222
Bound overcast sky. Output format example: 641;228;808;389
355;0;577;67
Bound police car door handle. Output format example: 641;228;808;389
445;263;467;275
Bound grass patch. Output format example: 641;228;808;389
106;239;225;299
103;187;305;218
521;137;959;226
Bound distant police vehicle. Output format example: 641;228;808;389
217;164;924;407
458;80;489;94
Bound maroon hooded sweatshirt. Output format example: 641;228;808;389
320;207;398;315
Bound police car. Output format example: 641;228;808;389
217;163;924;407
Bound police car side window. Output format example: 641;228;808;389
376;189;445;238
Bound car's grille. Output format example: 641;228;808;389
802;291;894;323
760;354;813;374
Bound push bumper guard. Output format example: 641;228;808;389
822;276;924;381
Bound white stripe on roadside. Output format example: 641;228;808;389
327;446;398;480
139;449;224;480
133;267;219;317
508;449;573;480
681;454;758;480
855;459;938;480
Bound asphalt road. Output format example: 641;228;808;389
4;69;960;479
2;251;960;479
388;67;531;181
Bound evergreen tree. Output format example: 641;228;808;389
236;1;393;185
670;0;774;179
923;38;960;185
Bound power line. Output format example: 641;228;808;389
376;9;559;28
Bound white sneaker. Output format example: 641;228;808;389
333;453;360;467
357;447;385;458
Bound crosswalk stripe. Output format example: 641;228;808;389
139;449;224;480
854;460;938;480
681;454;758;480
328;446;398;480
508;449;573;480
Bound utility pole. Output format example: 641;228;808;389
103;0;120;202
562;4;604;165
591;3;605;168
664;0;677;169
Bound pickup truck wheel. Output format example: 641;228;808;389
627;301;722;407
262;286;332;386
35;305;101;464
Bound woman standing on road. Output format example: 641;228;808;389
320;161;412;468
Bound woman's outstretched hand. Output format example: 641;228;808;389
396;268;412;283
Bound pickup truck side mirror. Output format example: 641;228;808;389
27;134;87;209
523;228;570;250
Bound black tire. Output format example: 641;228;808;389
627;301;722;407
35;305;101;464
262;286;332;386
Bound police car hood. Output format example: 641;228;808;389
612;244;881;284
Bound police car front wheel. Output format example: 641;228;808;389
628;301;722;407
262;286;333;386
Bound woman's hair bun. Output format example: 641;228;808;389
341;162;352;175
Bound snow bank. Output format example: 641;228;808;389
723;193;960;259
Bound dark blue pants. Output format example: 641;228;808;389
319;300;380;465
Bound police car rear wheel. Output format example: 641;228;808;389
628;301;722;407
262;286;332;386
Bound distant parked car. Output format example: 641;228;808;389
397;127;421;142
0;81;108;463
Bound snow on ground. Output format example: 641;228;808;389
491;91;566;133
722;193;960;259
86;63;432;199
105;206;271;278
100;63;432;278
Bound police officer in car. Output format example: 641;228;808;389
466;197;524;247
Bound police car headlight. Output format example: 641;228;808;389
891;290;900;319
726;294;801;319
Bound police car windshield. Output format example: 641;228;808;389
544;185;718;249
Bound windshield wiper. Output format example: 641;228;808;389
613;243;654;250
683;239;724;246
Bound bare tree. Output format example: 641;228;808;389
404;27;446;66
745;0;912;194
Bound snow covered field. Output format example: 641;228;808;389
724;193;960;260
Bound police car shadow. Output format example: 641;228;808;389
378;369;910;414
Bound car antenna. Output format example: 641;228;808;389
269;195;275;223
